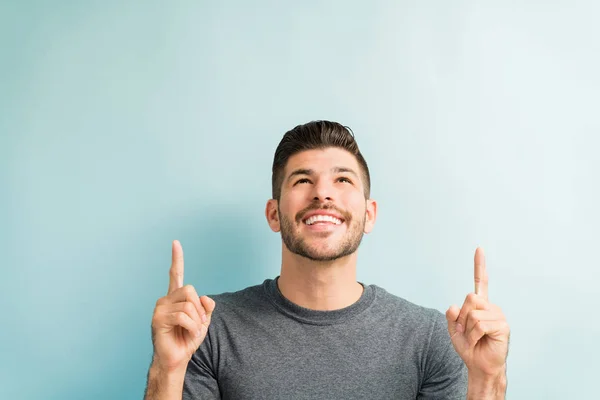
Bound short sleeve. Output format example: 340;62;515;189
418;311;468;399
182;335;221;400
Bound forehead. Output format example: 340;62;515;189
284;148;360;174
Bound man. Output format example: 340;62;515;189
144;121;510;399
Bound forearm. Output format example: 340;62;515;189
466;367;507;400
144;362;187;400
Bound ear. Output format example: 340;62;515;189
363;199;377;234
265;199;281;232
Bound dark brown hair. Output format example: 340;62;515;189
271;120;371;200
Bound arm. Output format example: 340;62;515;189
467;368;507;400
144;362;187;400
145;341;221;400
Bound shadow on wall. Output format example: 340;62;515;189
51;205;271;400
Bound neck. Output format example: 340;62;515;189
277;249;363;311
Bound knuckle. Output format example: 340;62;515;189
152;309;166;324
467;309;479;321
466;292;478;302
183;285;196;296
175;312;186;324
170;269;182;279
474;320;485;334
182;302;195;315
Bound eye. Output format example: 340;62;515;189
337;177;353;184
294;178;311;185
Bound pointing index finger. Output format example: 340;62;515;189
474;247;488;300
168;240;184;294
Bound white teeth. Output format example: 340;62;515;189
304;215;342;225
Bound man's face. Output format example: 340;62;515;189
269;147;376;262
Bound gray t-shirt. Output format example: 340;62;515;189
183;277;467;399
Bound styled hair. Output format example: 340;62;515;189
271;120;371;200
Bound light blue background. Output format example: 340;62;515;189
1;1;598;399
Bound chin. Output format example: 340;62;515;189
303;254;345;262
303;247;352;262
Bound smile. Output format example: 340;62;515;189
303;215;343;226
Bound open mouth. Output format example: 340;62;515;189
302;214;344;226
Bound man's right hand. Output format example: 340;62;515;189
150;240;215;373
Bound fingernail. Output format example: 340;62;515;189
456;323;464;333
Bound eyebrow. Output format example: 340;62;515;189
332;167;359;178
286;166;359;183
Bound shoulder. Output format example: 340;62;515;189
208;283;265;304
370;286;464;381
368;284;452;350
205;280;273;320
370;284;445;325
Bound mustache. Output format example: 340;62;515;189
295;202;351;224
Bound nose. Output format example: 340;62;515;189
311;179;334;202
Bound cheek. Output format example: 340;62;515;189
278;197;300;218
347;196;367;216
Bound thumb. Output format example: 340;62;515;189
445;305;460;336
200;296;216;318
